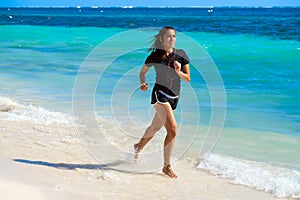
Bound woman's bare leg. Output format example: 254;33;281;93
161;103;178;178
134;102;178;178
134;104;167;159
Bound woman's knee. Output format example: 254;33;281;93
150;123;163;133
166;124;177;138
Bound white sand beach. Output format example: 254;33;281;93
0;119;291;200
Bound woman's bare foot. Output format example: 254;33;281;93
162;165;177;178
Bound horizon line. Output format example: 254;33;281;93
0;5;299;9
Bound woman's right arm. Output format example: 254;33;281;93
139;64;150;91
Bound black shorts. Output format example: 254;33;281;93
151;89;179;110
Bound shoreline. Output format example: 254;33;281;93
0;119;293;200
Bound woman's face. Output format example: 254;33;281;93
161;29;176;50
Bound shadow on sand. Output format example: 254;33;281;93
13;158;162;176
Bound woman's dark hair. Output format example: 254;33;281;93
148;26;176;60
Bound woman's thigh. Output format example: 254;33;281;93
154;103;177;132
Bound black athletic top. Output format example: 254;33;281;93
144;48;190;96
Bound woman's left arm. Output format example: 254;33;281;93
175;62;191;82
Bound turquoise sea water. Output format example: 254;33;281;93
1;25;299;135
0;7;300;197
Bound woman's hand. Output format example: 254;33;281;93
174;61;181;75
140;83;149;91
175;62;191;82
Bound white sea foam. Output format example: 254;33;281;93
0;96;75;126
0;97;20;112
198;153;300;198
